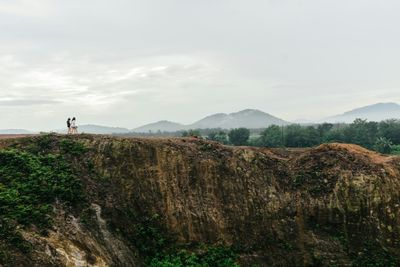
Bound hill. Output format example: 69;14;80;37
133;120;185;133
0;134;399;266
323;102;400;123
133;109;289;132
189;109;289;129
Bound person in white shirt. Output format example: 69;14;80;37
71;117;78;134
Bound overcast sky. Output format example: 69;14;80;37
1;0;400;130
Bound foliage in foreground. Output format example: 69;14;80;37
148;246;240;267
0;145;84;263
112;208;240;266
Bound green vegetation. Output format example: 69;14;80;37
0;135;86;264
0;149;83;262
113;209;240;266
246;119;400;154
242;119;400;153
207;131;229;144
149;246;239;267
228;128;250;146
374;137;393;154
182;130;201;137
391;145;400;155
257;125;283;147
60;138;88;156
117;210;167;257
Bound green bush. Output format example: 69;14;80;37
0;149;83;258
114;209;240;266
149;246;240;267
60;138;88;156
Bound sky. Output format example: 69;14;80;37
1;0;400;131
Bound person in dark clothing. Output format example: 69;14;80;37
67;118;71;134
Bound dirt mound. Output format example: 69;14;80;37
286;143;394;197
317;142;394;164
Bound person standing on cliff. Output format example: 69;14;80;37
67;118;71;134
71;117;78;134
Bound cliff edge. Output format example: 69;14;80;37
0;135;399;266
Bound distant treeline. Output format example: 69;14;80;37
252;119;400;154
119;119;400;154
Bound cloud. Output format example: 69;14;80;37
0;99;59;106
0;0;52;17
0;52;221;119
0;0;400;130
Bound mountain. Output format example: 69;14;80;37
55;124;130;134
133;109;289;132
0;129;32;134
133;120;186;133
323;102;400;123
189;109;289;129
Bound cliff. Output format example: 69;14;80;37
0;135;399;266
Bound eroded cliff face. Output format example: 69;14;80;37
1;135;400;266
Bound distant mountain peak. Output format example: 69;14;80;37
343;102;400;115
133;109;289;132
230;109;265;115
133;120;185;133
323;102;400;123
201;113;228;119
190;109;288;129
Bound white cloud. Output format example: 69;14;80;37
0;0;53;17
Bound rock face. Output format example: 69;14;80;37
1;136;400;266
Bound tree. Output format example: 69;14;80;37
324;129;346;143
374;137;393;154
259;125;283;147
181;129;201;137
228;128;250;146
207;131;229;144
284;125;319;147
317;123;333;142
344;119;378;149
378;119;400;144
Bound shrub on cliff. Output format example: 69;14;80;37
0;149;83;263
149;246;239;267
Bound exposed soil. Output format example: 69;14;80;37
1;134;400;266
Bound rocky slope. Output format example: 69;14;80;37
0;135;400;266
